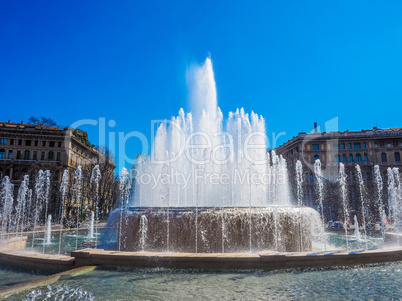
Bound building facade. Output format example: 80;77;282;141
275;125;402;220
0;120;116;219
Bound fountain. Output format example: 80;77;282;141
339;163;350;249
59;169;69;254
353;215;361;241
44;215;52;245
87;212;95;241
116;58;322;253
90;165;101;248
355;165;368;249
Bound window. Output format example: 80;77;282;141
18;139;22;145
10;139;14;145
394;141;399;146
8;150;12;159
356;153;362;162
354;143;361;149
0;149;5;159
309;174;313;181
58;142;62;147
380;142;385;147
312;144;319;150
42;141;46;147
341;143;345;149
56;152;61;161
314;154;319;162
349;153;353;162
343;154;347;163
13;169;19;180
24;150;30;160
395;152;401;162
33;151;37;160
366;172;371;181
335;155;340;163
0;139;7;144
16;150;21;159
49;141;55;147
364;153;368;162
363;142;367;148
348;143;352;149
35;140;38;146
41;151;45;160
25;140;31;146
333;144;339;150
381;152;387;162
48;151;54;161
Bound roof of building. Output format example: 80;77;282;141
277;126;402;150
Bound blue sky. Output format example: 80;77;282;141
1;1;402;172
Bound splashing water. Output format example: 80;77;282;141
374;165;386;233
296;160;303;207
59;169;69;254
0;176;14;240
44;215;52;245
73;166;83;250
355;165;368;249
353;215;361;242
23;285;95;301
90;165;101;248
131;58;291;208
313;160;326;250
339;163;350;249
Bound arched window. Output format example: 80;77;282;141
381;152;387;162
395;152;401;162
24;150;30;160
349;153;353;163
356;153;362;163
48;151;54;161
314;154;319;162
13;169;19;180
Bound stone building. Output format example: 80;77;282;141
0;120;116;219
275;124;402;220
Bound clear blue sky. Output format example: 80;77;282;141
1;1;402;172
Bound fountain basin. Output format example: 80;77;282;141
118;206;322;253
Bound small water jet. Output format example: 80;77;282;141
44;214;52;245
339;163;350;249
